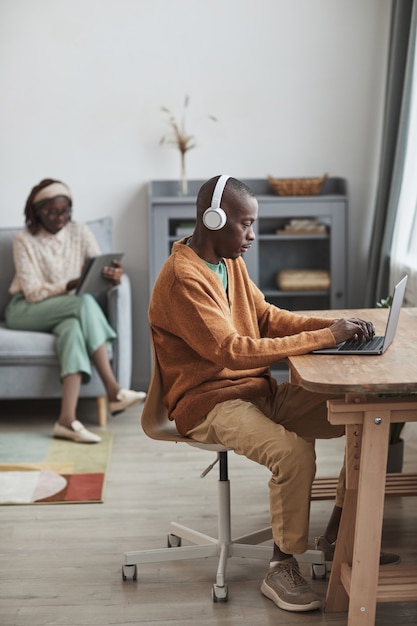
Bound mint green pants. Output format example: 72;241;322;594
6;293;116;383
187;386;345;555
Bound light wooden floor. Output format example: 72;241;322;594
1;399;416;626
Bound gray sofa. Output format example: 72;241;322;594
0;217;132;426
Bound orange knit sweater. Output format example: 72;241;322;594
149;240;337;435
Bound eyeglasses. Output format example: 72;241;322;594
38;208;72;219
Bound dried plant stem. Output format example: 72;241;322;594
160;96;218;195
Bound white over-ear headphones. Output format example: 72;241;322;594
202;175;231;230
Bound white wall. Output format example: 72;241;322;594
0;0;392;389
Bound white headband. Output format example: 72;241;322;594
33;182;71;204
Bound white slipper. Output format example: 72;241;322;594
53;420;101;443
109;389;147;415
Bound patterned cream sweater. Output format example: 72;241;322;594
149;240;337;435
9;222;100;303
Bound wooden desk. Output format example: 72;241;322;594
287;307;417;626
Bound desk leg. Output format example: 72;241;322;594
326;424;359;612
326;408;390;624
346;409;390;625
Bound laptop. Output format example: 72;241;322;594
312;275;408;355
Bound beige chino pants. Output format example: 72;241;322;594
187;383;345;555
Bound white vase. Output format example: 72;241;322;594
179;152;188;195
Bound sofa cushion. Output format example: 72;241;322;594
0;217;113;320
0;228;17;321
0;321;112;364
87;217;113;253
0;322;58;364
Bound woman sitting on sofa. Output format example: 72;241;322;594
5;178;146;443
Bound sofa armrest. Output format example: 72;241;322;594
106;273;132;389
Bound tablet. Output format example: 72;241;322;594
76;252;124;296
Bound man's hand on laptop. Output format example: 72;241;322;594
329;318;375;345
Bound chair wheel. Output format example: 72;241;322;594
167;533;181;547
311;563;327;579
122;564;137;581
212;584;228;602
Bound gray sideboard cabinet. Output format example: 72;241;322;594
148;177;347;309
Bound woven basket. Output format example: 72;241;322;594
277;269;330;291
268;173;328;196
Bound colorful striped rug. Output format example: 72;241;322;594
0;429;112;504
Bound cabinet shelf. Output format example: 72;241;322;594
258;234;329;241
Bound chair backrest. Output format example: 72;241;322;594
141;339;190;443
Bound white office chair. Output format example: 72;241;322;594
122;342;324;602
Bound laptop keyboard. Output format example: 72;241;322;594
338;336;384;351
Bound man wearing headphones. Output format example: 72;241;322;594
149;175;375;613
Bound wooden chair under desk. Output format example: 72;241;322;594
287;307;417;626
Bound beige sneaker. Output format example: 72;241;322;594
53;420;101;444
109;388;147;415
261;557;321;612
